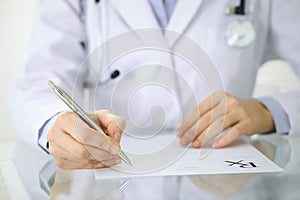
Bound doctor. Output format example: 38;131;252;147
9;0;300;188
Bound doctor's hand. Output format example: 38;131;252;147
46;110;126;169
177;91;275;148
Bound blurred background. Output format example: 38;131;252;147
0;0;300;182
0;1;36;198
0;0;36;160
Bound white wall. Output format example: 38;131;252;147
0;0;300;147
0;0;36;145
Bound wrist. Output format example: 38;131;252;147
255;100;275;134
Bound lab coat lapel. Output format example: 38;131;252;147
166;0;204;48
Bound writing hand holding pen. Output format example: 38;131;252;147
47;81;131;169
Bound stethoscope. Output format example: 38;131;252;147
64;0;256;85
63;0;121;87
225;0;256;48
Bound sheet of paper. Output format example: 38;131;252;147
95;134;283;180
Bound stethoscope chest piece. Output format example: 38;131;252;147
225;19;256;48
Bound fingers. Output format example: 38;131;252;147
213;124;243;148
47;111;125;169
49;143;92;165
179;110;211;146
50;144;122;170
53;158;102;170
48;127;94;160
53;157;121;170
177;91;264;149
49;138;121;169
177;91;225;137
58;112;121;154
192;112;239;148
48;131;118;162
49;143;119;168
94;110;126;143
178;99;227;147
213;109;257;148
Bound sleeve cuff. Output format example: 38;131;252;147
257;97;291;134
38;111;65;154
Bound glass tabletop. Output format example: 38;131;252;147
2;134;299;200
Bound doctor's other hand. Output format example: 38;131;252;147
177;91;275;148
46;110;126;169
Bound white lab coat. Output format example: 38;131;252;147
8;0;300;199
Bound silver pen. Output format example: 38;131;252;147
48;80;132;166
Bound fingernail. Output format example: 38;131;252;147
110;146;120;154
114;158;122;165
193;140;200;147
177;129;183;137
180;137;189;146
114;133;121;140
213;141;219;148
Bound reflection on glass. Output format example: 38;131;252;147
11;135;297;199
50;169;129;200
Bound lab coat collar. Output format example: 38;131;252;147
109;0;204;48
109;0;169;48
109;0;160;29
166;0;204;47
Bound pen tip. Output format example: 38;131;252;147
118;151;132;166
124;159;133;166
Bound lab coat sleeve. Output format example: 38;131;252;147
257;97;290;134
262;0;300;135
8;0;87;150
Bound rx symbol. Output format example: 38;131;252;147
225;160;258;168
